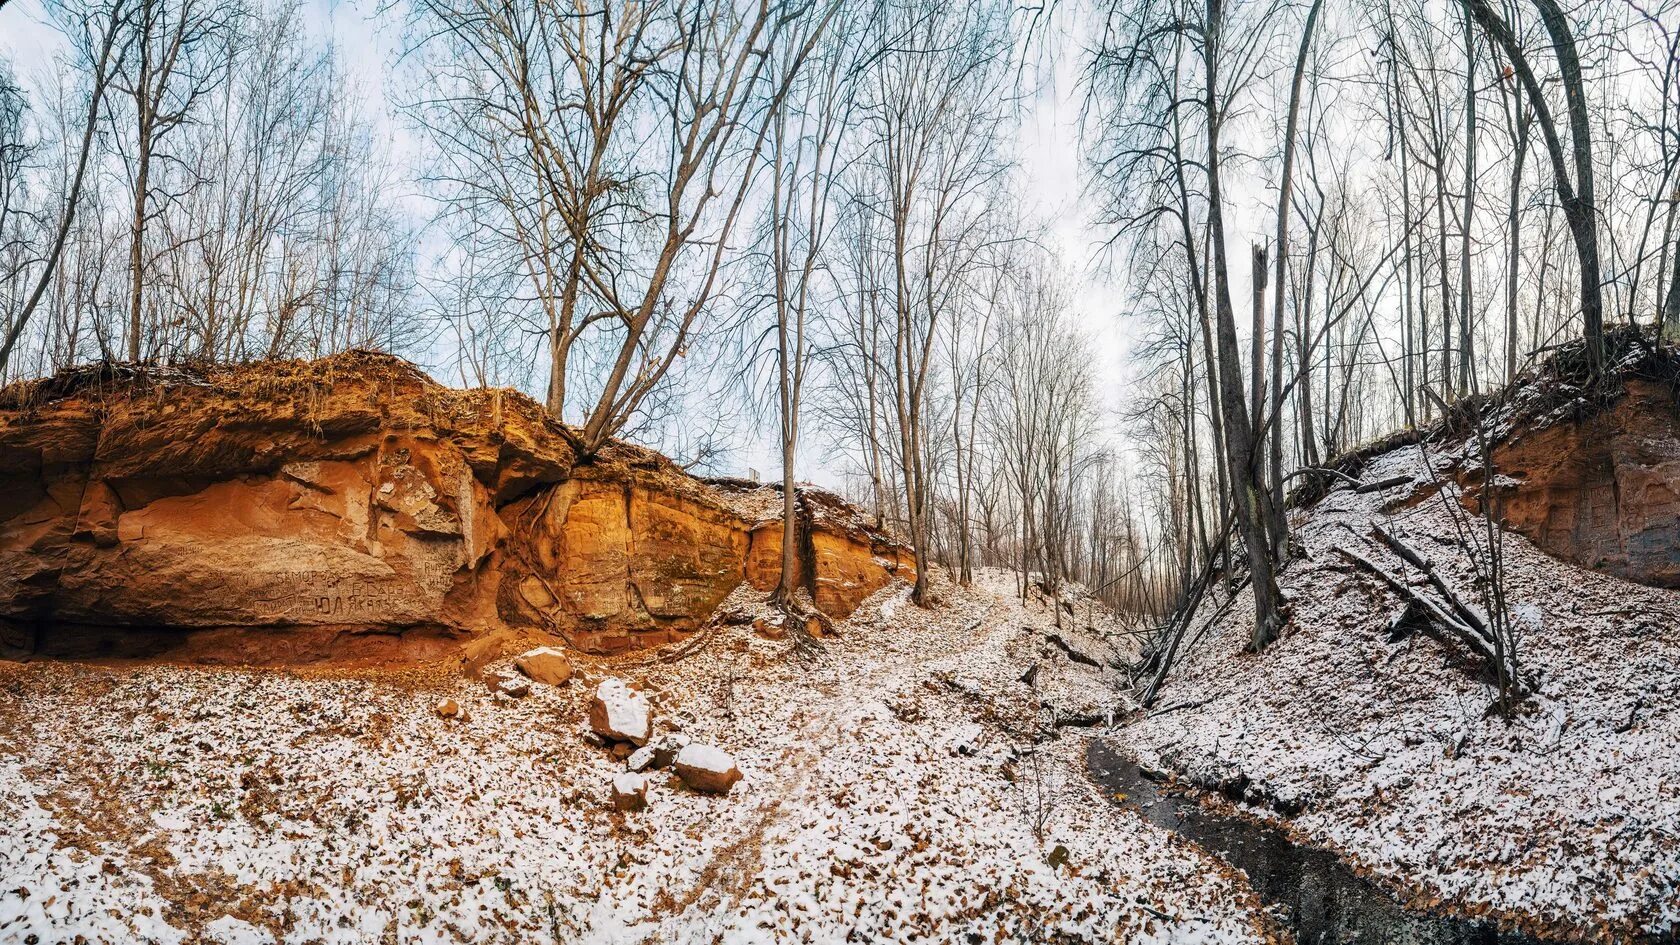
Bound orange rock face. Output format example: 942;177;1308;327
1471;379;1680;588
0;353;911;661
735;488;916;616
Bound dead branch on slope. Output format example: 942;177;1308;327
1336;533;1527;697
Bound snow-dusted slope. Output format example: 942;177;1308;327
0;573;1273;944
1121;442;1680;943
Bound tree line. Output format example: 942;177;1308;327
2;0;1677;642
1088;0;1679;653
0;0;1142;629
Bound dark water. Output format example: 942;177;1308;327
1086;739;1553;945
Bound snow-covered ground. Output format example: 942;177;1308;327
0;572;1274;945
1120;443;1680;943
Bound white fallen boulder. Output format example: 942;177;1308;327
626;745;657;772
589;678;652;746
674;742;743;794
514;646;574;686
610;772;650;812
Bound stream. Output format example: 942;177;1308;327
1086;739;1554;945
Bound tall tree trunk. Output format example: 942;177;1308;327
546;325;566;416
1460;6;1478;395
1506;99;1532;382
1205;0;1284;651
1465;0;1603;357
1166;67;1229;558
777;436;800;604
128;43;154;364
1295;220;1321;469
1399;109;1419;422
1664;228;1680;333
1435;127;1453;404
1530;0;1603;353
1268;0;1323;550
1250;241;1269;546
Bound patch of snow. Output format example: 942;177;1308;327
206;916;274;945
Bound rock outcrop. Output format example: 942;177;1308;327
1473;377;1680;588
1290;331;1680;592
0;352;912;662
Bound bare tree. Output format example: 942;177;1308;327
1464;0;1604;357
0;0;126;377
759;12;858;611
987;263;1099;620
856;0;1013;605
411;0;838;457
1265;0;1324;549
109;0;244;361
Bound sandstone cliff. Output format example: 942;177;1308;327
1299;329;1680;590
0;352;912;662
1473;376;1680;587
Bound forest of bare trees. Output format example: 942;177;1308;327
1087;0;1680;642
3;0;1679;637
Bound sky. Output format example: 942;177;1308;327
0;0;1144;488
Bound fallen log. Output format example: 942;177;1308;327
1143;695;1217;719
1284;466;1362;487
1335;546;1485;650
1283;466;1415;498
1042;631;1102;668
1354;474;1413;494
1371;524;1492;641
1139;515;1233;707
1335;544;1524;692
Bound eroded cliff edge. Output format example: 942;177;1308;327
0;351;912;662
1295;330;1680;591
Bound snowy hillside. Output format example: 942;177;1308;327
1118;441;1680;943
0;574;1275;945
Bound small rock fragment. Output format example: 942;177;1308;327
589;678;652;746
498;677;531;698
674;742;743;794
751;617;785;640
514;646;574;686
434;698;461;718
611;772;650;812
658;732;692;762
627;733;691;772
948;723;985;756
